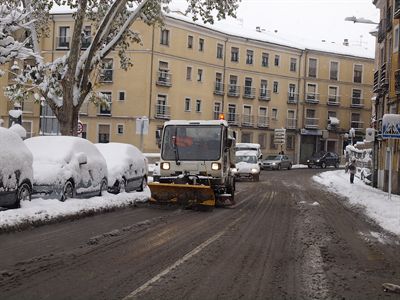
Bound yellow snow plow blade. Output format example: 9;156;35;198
148;182;216;207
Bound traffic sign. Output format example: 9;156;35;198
77;121;83;134
274;128;286;145
382;114;400;139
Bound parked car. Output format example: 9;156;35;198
234;150;261;181
262;155;292;170
145;153;160;182
25;136;108;201
235;143;262;161
0;127;33;208
307;151;340;169
95;143;148;193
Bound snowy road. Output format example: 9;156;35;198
1;168;400;299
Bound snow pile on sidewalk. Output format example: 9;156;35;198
0;188;150;232
313;170;400;236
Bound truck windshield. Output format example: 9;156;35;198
161;125;222;161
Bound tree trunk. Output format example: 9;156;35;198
57;84;80;136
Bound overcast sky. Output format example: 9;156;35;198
171;0;379;56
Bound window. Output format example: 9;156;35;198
352;89;362;105
306;83;317;100
288;83;296;101
243;105;252;125
241;133;251;143
199;38;204;51
22;121;33;138
117;124;124;135
213;102;222;119
286;135;295;150
58;26;70;48
40;103;60;135
156;94;168;118
99;92;112;115
100;59;113;82
258;134;266;149
246;50;254;64
330;61;339;80
260;80;268;97
197;69;203;82
118;91;125;101
270;134;277;149
228;104;237;122
328;111;337;118
231;47;239;62
187;35;193;48
81;26;91;49
186;66;192;80
259;107;268;127
271;108;278;120
81;123;87;139
158;61;170;85
274;55;280;66
290;58;297;72
262;53;269;67
273;81;279;93
184;98;191;112
160;29;169;45
217;43;223;59
215;72;223;92
244;77;253;97
353;64;363;83
328;86;338;103
308;58;317;78
98;124;110;143
196;99;202;112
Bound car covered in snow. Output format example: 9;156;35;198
0;127;33;208
234;150;261;181
261;155;292;170
95;143;148;194
24;136;108;201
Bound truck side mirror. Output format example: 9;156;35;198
227;138;234;148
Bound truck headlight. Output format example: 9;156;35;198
211;162;221;170
161;162;170;170
251;168;258;173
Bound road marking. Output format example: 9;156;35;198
123;213;245;299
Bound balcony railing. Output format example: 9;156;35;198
351;97;364;108
380;63;388;88
257;115;269;128
99;69;113;82
156;71;172;86
214;82;224;95
378;19;386;43
154;104;171;119
305;93;319;104
305;117;319;129
241;114;255;127
286;118;297;129
395;69;400;95
327;95;340;106
395;0;400;19
227;85;240;97
259;89;271;101
243;87;256;99
350;121;364;131
288;93;298;104
227;113;240;126
373;70;380;93
56;36;70;49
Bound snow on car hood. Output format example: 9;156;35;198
0;127;33;189
31;161;74;186
235;161;260;172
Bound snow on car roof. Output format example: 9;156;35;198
164;120;228;126
236;150;258;157
0;127;33;188
25;136;78;163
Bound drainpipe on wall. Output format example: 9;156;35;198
148;23;155;119
296;50;303;164
222;38;228;115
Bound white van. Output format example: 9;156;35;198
235;143;262;160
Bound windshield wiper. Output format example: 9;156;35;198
173;127;181;165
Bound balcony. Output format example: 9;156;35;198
350;121;364;131
395;69;400;95
243;87;256;99
395;0;400;19
156;71;172;87
378;19;386;43
305;117;319;129
227;84;240;97
286;118;297;129
327;95;340;106
154;104;170;119
288;93;298;104
241;114;255;127
259;89;271;101
214;82;225;95
380;63;388;88
227;113;240;126
351;97;364;108
98;102;112;116
257;115;269;128
99;69;113;83
56;36;70;49
373;70;380;93
305;92;319;104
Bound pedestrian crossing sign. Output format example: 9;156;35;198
382;114;400;138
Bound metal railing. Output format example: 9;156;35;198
241;114;255;126
227;85;240;97
214;82;224;95
257;115;269;127
259;89;271;101
154;104;171;119
351;97;364;108
327;95;340;106
227;113;240;125
243;87;256;99
286;118;297;129
395;0;400;18
156;71;172;86
350;121;364;131
287;93;298;104
305;93;319;104
305;117;319;129
56;36;70;49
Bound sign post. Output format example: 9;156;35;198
274;128;286;153
382;114;400;200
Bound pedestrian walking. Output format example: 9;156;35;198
348;158;356;184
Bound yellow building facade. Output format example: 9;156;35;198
0;12;374;164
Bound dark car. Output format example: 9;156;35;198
307;151;340;169
262;155;292;170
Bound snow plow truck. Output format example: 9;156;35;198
148;120;236;209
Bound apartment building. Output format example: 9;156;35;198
0;11;374;164
373;0;400;193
